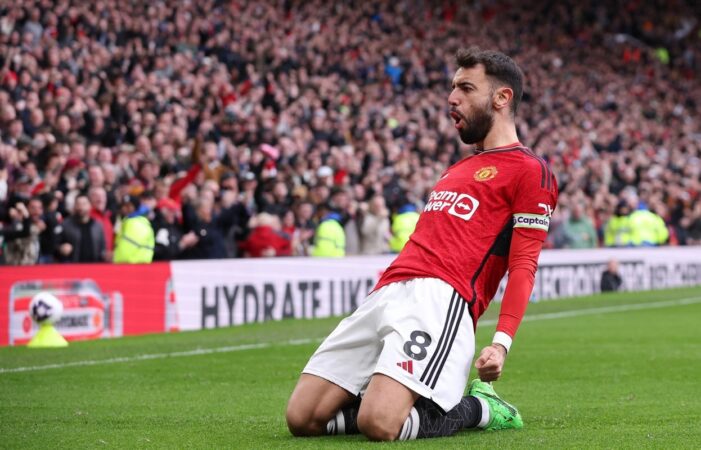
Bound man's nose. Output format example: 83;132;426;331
448;90;459;107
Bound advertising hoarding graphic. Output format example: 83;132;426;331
170;258;388;331
9;279;123;345
170;249;701;331
1;248;700;347
1;263;172;346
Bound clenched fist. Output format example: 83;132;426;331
474;344;507;382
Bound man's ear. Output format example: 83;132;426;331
493;87;513;111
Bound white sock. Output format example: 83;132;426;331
476;397;490;428
397;406;420;440
326;409;346;435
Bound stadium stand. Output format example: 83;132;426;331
0;0;699;264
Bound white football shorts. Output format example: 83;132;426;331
303;277;475;413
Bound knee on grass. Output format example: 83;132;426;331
285;406;328;437
357;408;403;441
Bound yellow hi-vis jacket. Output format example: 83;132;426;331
311;217;345;257
389;210;419;253
603;215;633;247
629;209;668;246
113;216;155;263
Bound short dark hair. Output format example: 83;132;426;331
28;195;43;205
455;47;524;115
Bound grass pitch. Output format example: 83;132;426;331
2;286;701;449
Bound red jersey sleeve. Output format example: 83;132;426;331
493;154;558;350
495;228;542;342
511;156;558;241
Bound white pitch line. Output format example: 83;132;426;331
2;296;700;375
478;296;701;327
0;341;316;375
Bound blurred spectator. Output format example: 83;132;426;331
239;172;259;214
329;187;360;255
311;205;345;258
218;180;252;257
1;198;43;264
603;200;633;247
58;159;86;198
113;194;154;263
151;197;186;261
180;197;227;260
200;141;228;183
57;194;106;263
600;259;623;292
629;202;669;246
359;194;391;255
281;210;297;238
563;203;598;249
389;204;420;253
685;203;701;245
37;193;62;263
316;166;334;188
88;186;114;258
293;200;316;255
544;206;569;249
258;180;292;218
5;173;33;212
239;212;292;257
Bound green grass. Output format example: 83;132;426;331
2;286;701;449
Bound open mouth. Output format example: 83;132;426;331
450;111;463;128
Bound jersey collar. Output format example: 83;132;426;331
474;141;523;154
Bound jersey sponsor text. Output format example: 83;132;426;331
424;190;479;221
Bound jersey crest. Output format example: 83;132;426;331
473;166;498;182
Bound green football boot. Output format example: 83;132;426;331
468;379;524;431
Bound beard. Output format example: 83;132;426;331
456;100;494;145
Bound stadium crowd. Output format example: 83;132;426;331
1;0;700;264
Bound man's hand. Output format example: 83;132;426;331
59;243;73;256
33;219;46;233
179;231;199;250
474;344;507;382
220;189;238;208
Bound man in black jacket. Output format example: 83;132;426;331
57;194;106;262
180;197;228;260
600;259;623;292
151;197;193;260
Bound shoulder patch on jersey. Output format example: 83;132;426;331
474;166;498;182
513;213;550;231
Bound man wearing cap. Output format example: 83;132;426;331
151;197;194;261
113;194;155;263
239;171;258;213
311;203;346;258
603;200;633;247
317;166;334;187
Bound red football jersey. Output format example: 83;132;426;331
376;142;558;324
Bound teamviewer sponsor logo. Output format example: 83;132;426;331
513;213;550;231
448;194;479;221
424;190;479;221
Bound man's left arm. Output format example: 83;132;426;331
476;157;558;381
475;228;542;381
